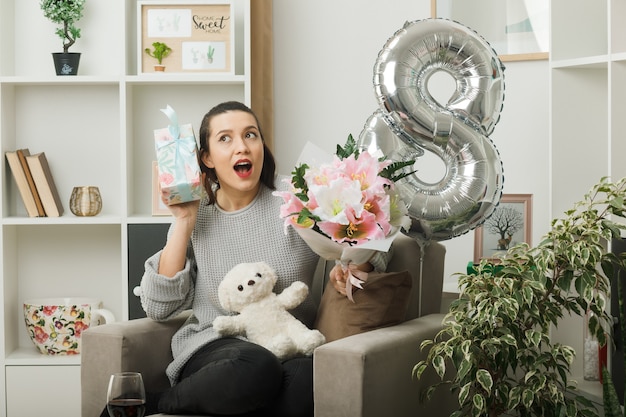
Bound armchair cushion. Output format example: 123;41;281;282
314;270;412;342
313;313;456;417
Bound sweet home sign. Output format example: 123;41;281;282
139;1;233;74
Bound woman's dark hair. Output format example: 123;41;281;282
198;101;276;204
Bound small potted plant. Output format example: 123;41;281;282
40;0;86;76
145;42;172;72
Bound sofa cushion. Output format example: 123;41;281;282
314;271;412;342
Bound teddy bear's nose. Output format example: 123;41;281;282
247;280;255;286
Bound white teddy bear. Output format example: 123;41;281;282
213;262;326;360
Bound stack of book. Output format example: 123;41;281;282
5;149;64;217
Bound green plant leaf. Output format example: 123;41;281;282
602;367;622;417
525;330;542;347
422;385;437;403
412;361;427;380
456;358;472;381
522;286;534;306
458;382;471;405
521;388;535;408
507;385;522;409
499;333;517;347
433;355;446;379
476;369;492;394
472;394;485;415
460;339;471;356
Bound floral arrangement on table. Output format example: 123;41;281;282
274;135;414;300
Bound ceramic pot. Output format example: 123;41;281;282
52;52;81;76
23;297;115;354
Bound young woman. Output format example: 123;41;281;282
137;101;385;416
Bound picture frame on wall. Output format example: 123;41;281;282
431;0;548;62
138;0;234;74
152;161;171;216
473;194;533;263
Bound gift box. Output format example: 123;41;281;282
154;105;203;205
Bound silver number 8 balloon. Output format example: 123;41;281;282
360;18;506;243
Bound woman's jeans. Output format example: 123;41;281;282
156;337;314;416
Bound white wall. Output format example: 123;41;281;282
272;0;550;290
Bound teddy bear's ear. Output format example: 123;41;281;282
217;280;232;311
260;262;278;286
259;262;277;282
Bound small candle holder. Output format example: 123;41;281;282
69;186;102;216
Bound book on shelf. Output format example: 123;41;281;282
5;149;42;217
16;149;46;217
25;152;64;217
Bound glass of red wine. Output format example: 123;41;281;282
106;372;146;417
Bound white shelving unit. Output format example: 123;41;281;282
550;0;626;408
0;0;250;415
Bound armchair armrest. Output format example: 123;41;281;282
313;313;455;417
81;312;190;417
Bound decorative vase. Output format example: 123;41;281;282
52;52;81;76
70;186;102;216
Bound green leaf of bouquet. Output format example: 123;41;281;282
336;134;359;160
291;163;309;192
294;192;309;202
380;160;416;182
296;208;319;227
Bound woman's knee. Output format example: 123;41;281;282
232;343;284;399
160;339;284;415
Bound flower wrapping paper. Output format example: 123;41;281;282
281;141;406;301
154;105;203;205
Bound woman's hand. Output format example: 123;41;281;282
329;262;374;297
161;193;200;221
329;264;349;296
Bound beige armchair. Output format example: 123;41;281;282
81;234;456;417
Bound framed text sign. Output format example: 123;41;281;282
138;1;234;74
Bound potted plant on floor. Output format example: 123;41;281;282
145;42;172;72
414;176;626;416
40;0;86;76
